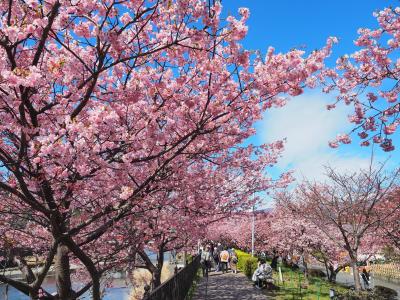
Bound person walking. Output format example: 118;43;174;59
361;268;370;289
210;243;215;257
213;250;220;272
214;242;223;272
219;248;230;274
201;245;212;277
230;249;238;274
217;242;223;253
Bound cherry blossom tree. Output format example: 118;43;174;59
283;166;400;290
379;187;400;250
323;6;400;151
0;0;335;298
205;207;273;253
269;203;350;282
130;148;282;289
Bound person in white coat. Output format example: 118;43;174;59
252;259;273;289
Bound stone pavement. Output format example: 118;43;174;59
192;270;269;300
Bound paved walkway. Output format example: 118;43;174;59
192;271;269;300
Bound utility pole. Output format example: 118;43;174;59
251;204;255;257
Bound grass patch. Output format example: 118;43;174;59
265;263;349;300
234;250;350;299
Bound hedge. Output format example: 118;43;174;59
235;249;258;278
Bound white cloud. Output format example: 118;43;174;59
258;91;372;181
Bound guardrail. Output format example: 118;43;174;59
143;255;200;300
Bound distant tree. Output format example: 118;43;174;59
379;187;400;251
268;203;349;282
206;208;273;253
282;166;400;290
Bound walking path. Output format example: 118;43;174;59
335;270;400;296
311;264;400;296
192;271;269;300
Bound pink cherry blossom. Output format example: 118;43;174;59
321;6;400;150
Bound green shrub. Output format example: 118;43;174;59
243;257;258;277
235;249;258;278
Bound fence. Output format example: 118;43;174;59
370;263;400;281
143;255;201;300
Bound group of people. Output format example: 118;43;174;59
199;242;238;276
199;243;275;290
199;247;374;291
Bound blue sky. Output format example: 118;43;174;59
221;1;400;187
222;1;398;57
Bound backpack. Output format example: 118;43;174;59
220;251;229;262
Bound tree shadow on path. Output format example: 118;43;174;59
192;271;270;300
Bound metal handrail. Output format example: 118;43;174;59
143;255;201;300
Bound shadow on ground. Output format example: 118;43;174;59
192;270;269;300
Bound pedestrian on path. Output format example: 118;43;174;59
216;242;223;253
361;268;370;289
201;245;212;277
214;242;222;271
219;248;230;273
230;249;238;274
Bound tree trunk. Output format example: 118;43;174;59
152;269;162;290
55;242;74;299
152;247;165;289
328;265;337;282
137;250;158;291
323;259;330;281
91;273;101;300
303;257;309;282
351;259;362;291
12;256;43;299
62;237;102;300
13;256;35;284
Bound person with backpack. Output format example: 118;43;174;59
219;248;230;273
230;249;238;274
